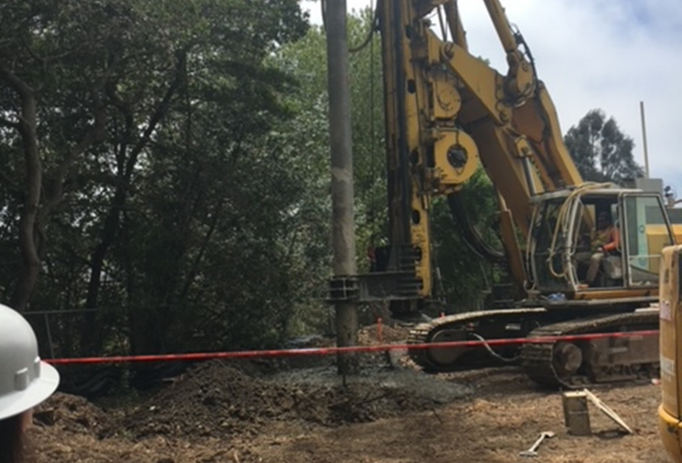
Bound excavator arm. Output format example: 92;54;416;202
372;0;584;312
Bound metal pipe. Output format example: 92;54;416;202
324;0;359;375
444;1;468;50
522;156;537;197
640;101;650;178
22;308;99;315
482;0;517;53
43;312;55;359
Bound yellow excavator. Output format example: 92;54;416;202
332;0;682;388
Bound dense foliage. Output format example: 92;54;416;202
0;0;314;356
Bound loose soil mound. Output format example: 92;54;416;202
117;360;440;440
34;392;110;436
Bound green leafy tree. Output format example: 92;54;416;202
0;0;312;357
270;9;390;327
271;9;386;270
564;109;644;184
431;172;502;310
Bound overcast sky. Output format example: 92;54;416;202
302;0;682;200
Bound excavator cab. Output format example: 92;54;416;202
528;187;676;303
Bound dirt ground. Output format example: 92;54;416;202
31;324;671;463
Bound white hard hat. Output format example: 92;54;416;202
0;304;60;420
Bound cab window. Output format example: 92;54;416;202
623;195;674;286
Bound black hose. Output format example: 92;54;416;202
446;193;506;263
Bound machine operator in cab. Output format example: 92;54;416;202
576;210;620;287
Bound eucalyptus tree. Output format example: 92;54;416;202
564;109;644;184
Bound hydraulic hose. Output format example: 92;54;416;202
446;193;506;264
546;182;614;279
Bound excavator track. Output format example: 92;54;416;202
407;307;660;388
407;308;548;372
520;309;660;388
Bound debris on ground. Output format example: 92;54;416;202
519;431;555;458
358;322;410;345
29;337;668;463
108;359;465;441
583;388;634;434
562;390;592;436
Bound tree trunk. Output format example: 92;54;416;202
10;84;41;312
81;53;186;354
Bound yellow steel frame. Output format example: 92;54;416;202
378;0;584;298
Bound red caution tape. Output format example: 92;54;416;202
46;329;658;366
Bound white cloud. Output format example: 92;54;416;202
302;0;682;197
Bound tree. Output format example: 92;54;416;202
271;9;386;272
564;109;644;184
431;172;502;310
0;0;313;358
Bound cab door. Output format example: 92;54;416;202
621;194;675;288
